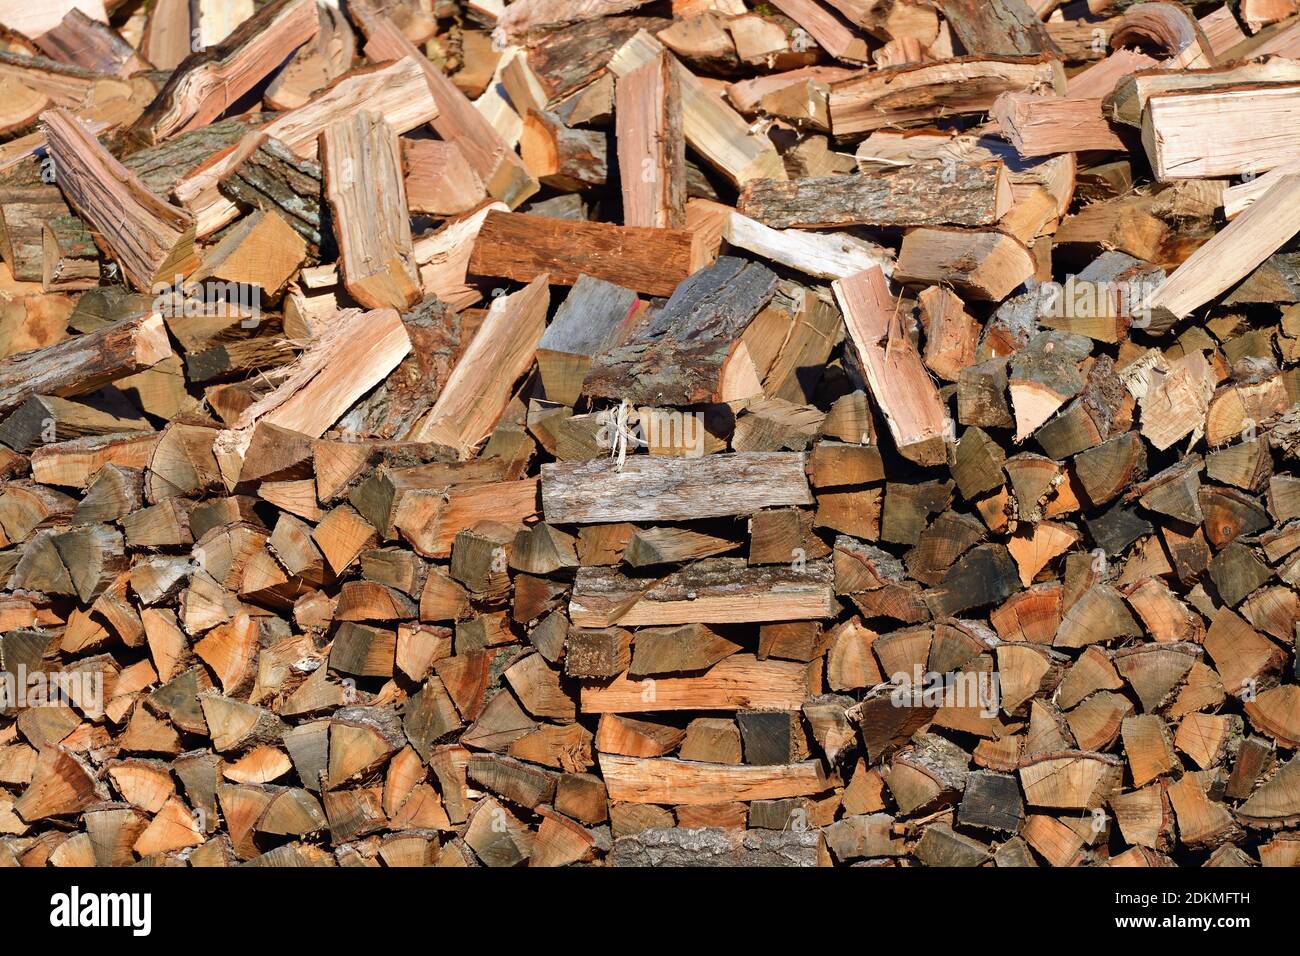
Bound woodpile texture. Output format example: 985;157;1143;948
6;0;1300;870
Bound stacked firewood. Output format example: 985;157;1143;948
5;0;1300;868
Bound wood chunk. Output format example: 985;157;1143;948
321;110;419;310
834;265;951;466
895;228;1036;301
992;92;1126;157
600;753;827;805
536;275;639;408
409;275;548;457
616;50;685;229
42;109;197;291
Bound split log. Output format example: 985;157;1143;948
580;256;773;404
542;453;812;523
829;55;1065;136
0;312;170;415
738;161;1012;229
615;49;685;229
321;111;420;310
468;210;700;298
348;0;537;208
833;265;951;466
569;558;835;627
128;0;319;145
1142;82;1300;180
41;108;197;291
408;275;548;457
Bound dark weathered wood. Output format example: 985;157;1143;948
536;275;639;408
219;136;330;259
0;312;171;415
739;161;1011;229
582;256;775;405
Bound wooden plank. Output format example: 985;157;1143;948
580;654;812;713
542;452;812;523
468;210;699;297
600;753;828;804
833;266;951;466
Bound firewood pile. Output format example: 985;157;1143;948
6;0;1300;869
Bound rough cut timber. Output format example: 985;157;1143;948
833;266;951;466
615;49;685;230
41;109;198;291
128;0;320;146
468;210;700;298
542;453;813;523
738;161;1012;229
321;111;420;310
